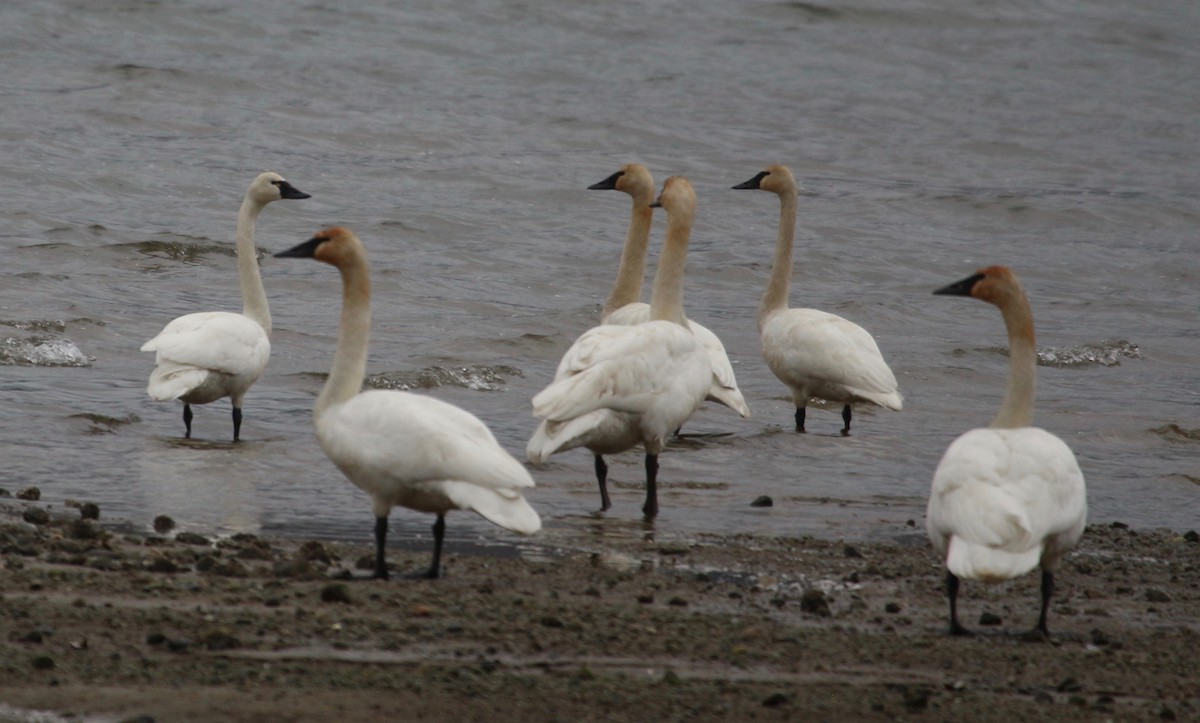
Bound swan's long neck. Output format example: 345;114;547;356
603;198;653;317
316;254;372;420
648;202;691;327
759;189;797;330
236;196;271;335
991;293;1037;428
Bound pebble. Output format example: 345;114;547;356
978;612;1002;626
17;487;41;501
80;502;100;520
800;589;831;617
22;507;50;526
750;495;773;507
320;583;352;604
153;515;175;534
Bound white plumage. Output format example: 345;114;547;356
141;171;310;441
927;265;1086;637
275;227;539;580
734;164;901;435
592;164;749;419
528;176;711;517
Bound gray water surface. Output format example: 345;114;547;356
1;0;1196;554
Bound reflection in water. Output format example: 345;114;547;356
134;436;263;536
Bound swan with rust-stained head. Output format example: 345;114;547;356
527;176;711;518
274;227;539;580
592;164;750;420
733;164;900;435
928;266;1087;638
141;171;310;441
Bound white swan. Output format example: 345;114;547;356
595;164;751;420
528;176;711;518
733;164;901;435
141;171;310;441
274;227;539;580
927;266;1087;637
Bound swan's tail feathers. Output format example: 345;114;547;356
531;368;615;421
526;413;606;464
852;387;903;411
443;481;542;535
945;535;1042;582
146;363;208;401
708;385;751;418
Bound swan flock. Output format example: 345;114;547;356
140;168;1087;638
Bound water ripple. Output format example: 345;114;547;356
366;364;523;392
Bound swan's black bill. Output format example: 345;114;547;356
934;272;986;297
274;236;324;259
275;181;311;200
588;170;624;191
732;171;769;190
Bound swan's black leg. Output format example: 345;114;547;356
372;515;390;580
841;404;852;437
794;406;806;433
232;406;243;442
594;455;612;511
423;514;446;579
642;453;659;519
183;403;193;439
947;571;971;636
1034;568;1055;638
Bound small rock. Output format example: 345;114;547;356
146;557;180;574
750;495;773;508
668;596;688;607
884;602;902;614
1183;531;1199;544
200;630;240;651
145;632;167;646
22;507;50;526
540;616;565;628
762;692;789;708
153;515;175;534
902;686;931;711
843;545;862;558
297;540;333;565
1056;677;1082;693
165;639;191;653
1145;589;1171;603
660;670;682;686
175;531;210;546
979;612;1003;626
79;503;100;520
1110;521;1129;530
319;583;352;604
636;594;654;604
30;655;54;671
1089;629;1111;646
67;519;99;540
21;630;45;644
1160;704;1178;720
17;487;41;501
800;589;831;617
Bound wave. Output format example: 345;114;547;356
0;336;92;367
366;364;523;392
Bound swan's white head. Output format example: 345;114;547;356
589;163;656;203
248;171;311;205
732;164;798;197
650;175;696;216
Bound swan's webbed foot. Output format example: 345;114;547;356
183;403;193;439
794;407;806;433
840;404;852;437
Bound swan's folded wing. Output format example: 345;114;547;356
765;309;901;406
142;312;269;375
322;391;535;494
534;322;698;421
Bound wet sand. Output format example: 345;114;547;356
0;498;1196;722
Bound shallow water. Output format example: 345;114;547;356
1;0;1197;554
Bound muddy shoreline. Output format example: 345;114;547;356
0;497;1197;722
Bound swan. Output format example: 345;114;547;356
274;227;539;580
927;266;1087;637
528;176;711;518
594;164;751;420
733;164;900;435
141;171;310;441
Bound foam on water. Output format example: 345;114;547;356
0;336;91;367
367;364;523;392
